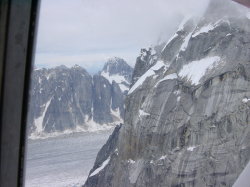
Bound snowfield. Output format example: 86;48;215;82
192;20;223;38
179;56;221;85
25;131;112;187
192;24;217;38
101;71;129;92
29;120;115;140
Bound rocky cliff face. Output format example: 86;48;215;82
101;57;133;92
84;0;250;186
27;57;133;138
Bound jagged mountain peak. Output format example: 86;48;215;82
36;64;88;73
72;64;82;69
55;65;68;70
28;57;134;138
107;56;125;64
84;1;250;186
70;64;89;72
28;64;128;139
159;0;250;82
100;57;133;92
37;65;91;81
102;57;133;75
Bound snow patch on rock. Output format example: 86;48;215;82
128;61;166;94
192;24;216;38
90;157;110;177
187;146;196;152
162;33;178;52
101;71;128;84
119;84;129;92
179;56;221;85
246;12;250;20
128;159;136;164
177;96;181;102
180;32;193;51
101;71;129;92
33;98;52;134
155;73;178;88
159;155;167;160
111;108;123;123
162;16;192;53
192;20;224;38
242;98;250;103
139;109;150;117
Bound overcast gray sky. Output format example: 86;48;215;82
34;0;209;73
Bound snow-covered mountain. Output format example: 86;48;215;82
27;58;133;139
84;0;250;186
100;57;133;92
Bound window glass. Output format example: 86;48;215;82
24;0;250;187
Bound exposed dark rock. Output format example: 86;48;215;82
27;58;133;137
84;124;122;187
83;0;250;186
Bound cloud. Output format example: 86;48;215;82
35;0;210;72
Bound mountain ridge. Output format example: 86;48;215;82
83;0;250;186
27;57;133;139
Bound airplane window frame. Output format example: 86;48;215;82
0;1;40;187
0;0;249;187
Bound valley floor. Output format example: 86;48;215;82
25;131;112;187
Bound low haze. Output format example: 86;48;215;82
35;0;210;73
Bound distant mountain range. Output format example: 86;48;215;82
27;57;133;139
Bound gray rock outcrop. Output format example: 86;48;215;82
84;0;250;186
27;58;133;137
